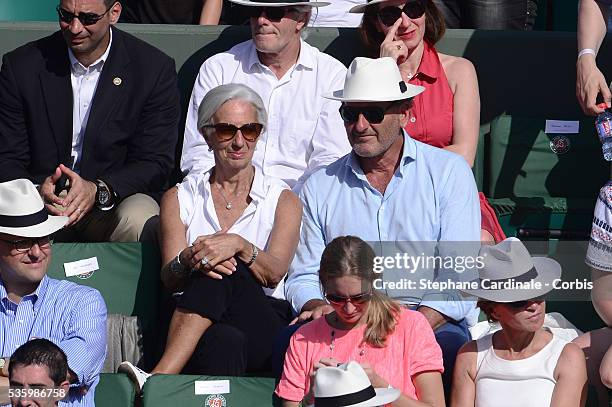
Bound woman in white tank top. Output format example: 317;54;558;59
121;84;303;383
451;238;587;407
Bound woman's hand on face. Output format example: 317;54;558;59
188;232;240;279
359;362;388;389
380;18;409;65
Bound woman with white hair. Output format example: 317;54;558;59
120;83;302;389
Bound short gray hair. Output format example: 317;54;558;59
197;84;267;132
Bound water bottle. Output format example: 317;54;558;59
595;109;612;161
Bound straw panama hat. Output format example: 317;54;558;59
460;237;562;303
349;0;398;13
308;361;400;407
0;179;68;237
227;0;330;7
324;57;425;102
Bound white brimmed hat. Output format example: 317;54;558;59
349;0;406;13
0;179;68;237
228;0;330;7
308;361;400;407
324;57;425;102
460;238;562;303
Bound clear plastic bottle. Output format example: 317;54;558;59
595;109;612;161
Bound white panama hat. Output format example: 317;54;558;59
461;237;562;303
324;57;425;103
308;361;400;407
227;0;330;7
349;0;408;14
0;179;68;237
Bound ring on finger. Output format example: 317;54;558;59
201;256;210;266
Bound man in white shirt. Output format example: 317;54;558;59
181;0;351;190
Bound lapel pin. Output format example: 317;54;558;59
113;77;122;86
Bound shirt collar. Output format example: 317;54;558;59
200;165;267;205
68;27;113;74
345;130;416;177
247;38;314;71
0;275;48;309
414;41;440;81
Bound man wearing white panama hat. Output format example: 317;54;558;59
180;0;351;192
0;179;106;407
283;56;480;393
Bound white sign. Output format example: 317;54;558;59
544;120;580;134
63;257;99;277
194;380;230;395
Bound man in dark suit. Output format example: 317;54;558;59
0;0;180;242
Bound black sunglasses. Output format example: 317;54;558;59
339;103;398;124
245;6;296;21
378;0;426;26
201;122;264;142
56;3;115;26
325;292;373;306
505;296;545;309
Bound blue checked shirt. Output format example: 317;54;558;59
285;133;481;323
0;275;107;407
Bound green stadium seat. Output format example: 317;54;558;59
94;373;136;407
47;242;162;369
0;0;58;22
141;375;277;407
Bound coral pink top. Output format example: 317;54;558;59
404;41;454;147
275;308;443;404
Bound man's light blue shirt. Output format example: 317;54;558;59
285;132;481;323
0;276;107;407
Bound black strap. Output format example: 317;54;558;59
0;208;48;228
483;267;538;285
315;386;376;407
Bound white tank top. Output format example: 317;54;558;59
177;166;289;298
475;330;567;407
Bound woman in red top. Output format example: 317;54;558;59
354;0;505;243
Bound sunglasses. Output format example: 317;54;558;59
201;122;264;142
378;0;426;26
339;103;397;124
245;6;296;21
325;292;373;306
505;297;545;309
56;3;114;26
0;235;53;254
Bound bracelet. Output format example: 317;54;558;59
578;48;596;59
170;250;191;276
246;244;259;267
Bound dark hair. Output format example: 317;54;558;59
8;339;69;386
319;236;401;347
477;300;499;323
359;0;446;58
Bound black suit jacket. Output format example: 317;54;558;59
0;27;180;200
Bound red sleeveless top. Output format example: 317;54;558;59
404;42;506;242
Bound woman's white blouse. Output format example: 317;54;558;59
177;166;289;298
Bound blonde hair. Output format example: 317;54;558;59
319;236;401;347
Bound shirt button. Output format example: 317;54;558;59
410;117;416;123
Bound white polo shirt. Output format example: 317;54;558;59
180;39;350;191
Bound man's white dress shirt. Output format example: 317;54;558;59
181;39;351;190
68;31;112;174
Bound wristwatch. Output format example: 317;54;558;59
0;357;5;374
95;179;115;210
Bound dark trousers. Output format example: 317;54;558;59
432;0;538;30
272;315;470;400
162;260;291;376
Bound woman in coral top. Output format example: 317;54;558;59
353;0;505;243
276;236;445;407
